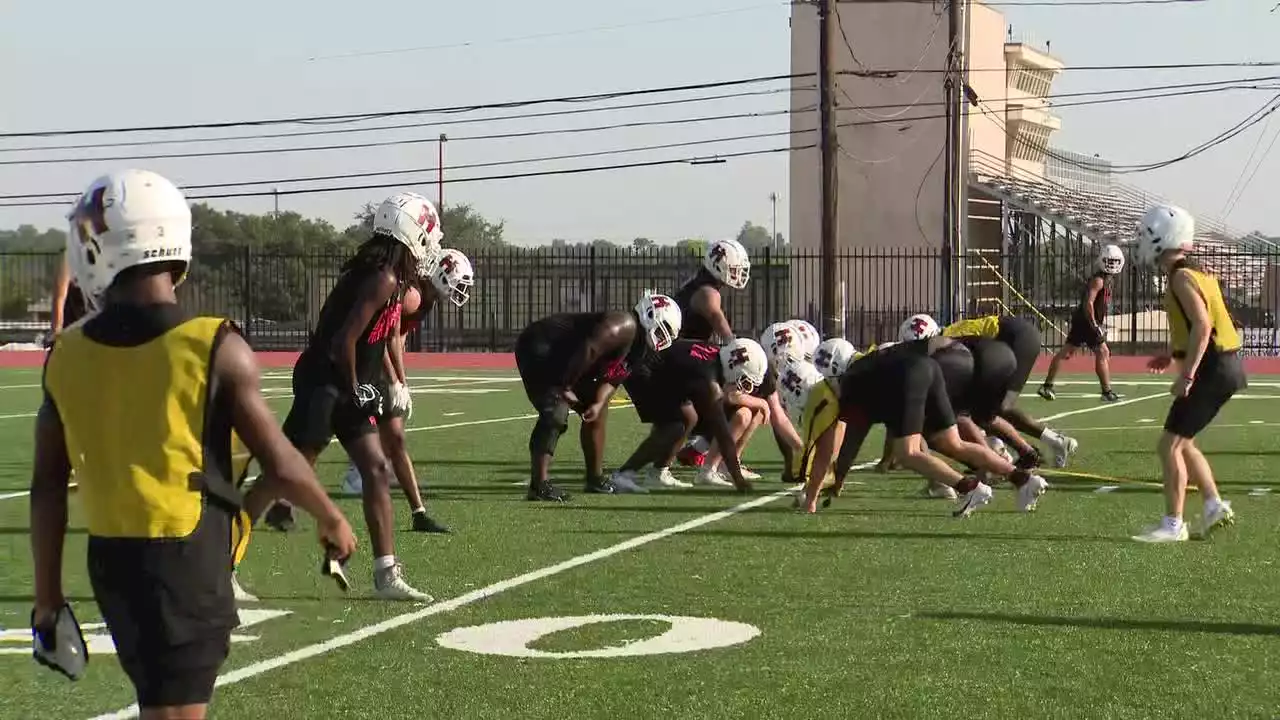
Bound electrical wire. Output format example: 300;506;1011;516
0;144;811;208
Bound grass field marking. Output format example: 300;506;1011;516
86;485;819;720
1035;392;1164;423
1058;422;1280;433
1043;379;1280;388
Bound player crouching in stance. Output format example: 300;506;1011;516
340;249;474;534
31;170;356;717
1132;205;1243;543
265;191;442;601
515;290;683;501
1039;243;1125;402
902;312;1078;469
614;338;769;492
797;338;1044;516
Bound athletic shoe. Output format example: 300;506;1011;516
1037;384;1056;401
644;466;691;489
374;564;434;602
1132;521;1189;543
695;468;736;488
1196;500;1236;540
231;573;258;603
1050;434;1079;469
1016;474;1049;513
527;481;571;502
411;510;451;533
921;483;958;500
609;470;650;494
953;482;994;518
341;464;363;495
739;466;762;481
1102;389;1121;402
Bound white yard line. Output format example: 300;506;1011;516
1033;392;1164;422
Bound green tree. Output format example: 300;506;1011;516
734;221;774;251
675;238;706;257
632;237;655;252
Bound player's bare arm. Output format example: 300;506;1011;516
768;392;802;452
332;269;400;394
693;286;734;341
560;312;636;398
50;255;70;336
29;393;72;623
219;329;356;559
1083;277;1103;329
691;379;749;490
1170;269;1212;385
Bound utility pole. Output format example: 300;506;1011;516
437;133;448;210
769;192;779;251
941;0;966;323
818;0;840;337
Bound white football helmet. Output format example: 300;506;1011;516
1098;243;1125;275
1134;204;1195;267
776;355;826;426
898;313;940;342
373;192;444;275
428;249;473;307
787;319;820;361
635;290;683;352
720;338;768;394
704;239;750;289
65;169;192;308
813;338;856;378
760;322;806;364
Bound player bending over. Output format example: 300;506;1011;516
31;170;356;718
1131;205;1243;543
264;191;448;601
672;239;751;470
902;312;1079;468
515;290;683;501
340;252;472;533
1039;244;1125;402
797;338;1042;516
614;338;768;492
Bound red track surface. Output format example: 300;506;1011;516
1;351;1278;373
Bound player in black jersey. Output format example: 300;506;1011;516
515;290;684;501
49;252;90;343
1040;244;1125;402
614;337;769;492
799;338;1045;516
265;191;448;601
671;238;751;471
339;253;472;532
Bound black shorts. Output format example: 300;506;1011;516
995;316;1041;392
87;505;236;708
844;354;956;439
625;373;688;424
281;356;378;452
515;336;592;415
1065;313;1105;350
1164;351;1247;438
965;338;1018;422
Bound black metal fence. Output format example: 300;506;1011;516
2;246;1278;354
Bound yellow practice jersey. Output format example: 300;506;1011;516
44;309;241;540
1164;261;1241;357
943;315;1001;340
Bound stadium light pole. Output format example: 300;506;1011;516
769;191;779;251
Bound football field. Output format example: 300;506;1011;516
2;368;1280;719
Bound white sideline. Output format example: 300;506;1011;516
88;395;1140;720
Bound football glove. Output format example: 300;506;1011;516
388;381;412;420
353;383;383;416
32;603;87;680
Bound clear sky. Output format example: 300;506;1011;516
0;0;1275;244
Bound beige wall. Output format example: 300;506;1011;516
967;2;1009;169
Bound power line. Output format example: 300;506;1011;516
0;144;811;208
0;107;800;167
0;72;814;140
0;127;815;201
0;86;812;155
1223;125;1280;219
5;77;1272;166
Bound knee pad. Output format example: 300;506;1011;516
530;403;570;457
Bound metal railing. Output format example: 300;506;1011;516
3;246;1279;354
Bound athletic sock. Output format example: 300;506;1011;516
374;555;397;572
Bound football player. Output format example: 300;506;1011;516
613;338;768;492
1132;205;1242;543
798;338;1043;516
32;170;355;717
48;252;90;343
515;290;683;501
264;191;447;601
902;312;1079;468
339;251;473;533
1039;243;1125;402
